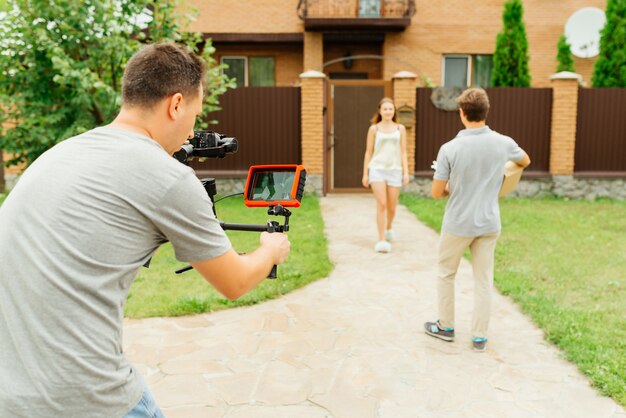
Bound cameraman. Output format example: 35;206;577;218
0;43;290;418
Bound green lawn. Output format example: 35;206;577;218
400;194;626;407
0;193;6;205
125;193;333;318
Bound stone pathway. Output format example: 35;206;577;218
124;194;625;418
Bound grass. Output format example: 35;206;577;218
0;193;6;205
400;193;626;407
124;192;333;318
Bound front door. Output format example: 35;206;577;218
328;80;391;191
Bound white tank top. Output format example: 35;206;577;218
368;125;402;170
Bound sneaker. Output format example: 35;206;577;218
424;321;455;342
385;229;396;242
472;337;488;352
374;240;391;253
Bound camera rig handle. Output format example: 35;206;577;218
174;178;291;279
218;205;291;279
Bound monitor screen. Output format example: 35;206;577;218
249;170;296;202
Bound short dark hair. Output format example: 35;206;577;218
456;88;490;122
122;43;207;108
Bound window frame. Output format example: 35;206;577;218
248;56;276;87
442;54;471;88
472;54;493;88
220;55;277;87
442;54;493;88
221;55;248;87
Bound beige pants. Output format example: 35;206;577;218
437;231;500;339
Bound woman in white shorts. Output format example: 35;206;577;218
362;97;410;253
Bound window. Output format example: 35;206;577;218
443;55;469;88
473;55;493;88
442;55;493;88
221;56;275;87
359;0;381;17
249;57;275;87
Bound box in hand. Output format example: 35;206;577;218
499;161;524;197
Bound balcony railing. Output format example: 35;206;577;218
297;0;416;31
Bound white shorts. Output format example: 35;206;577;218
368;168;402;187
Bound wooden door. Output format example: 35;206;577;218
328;80;391;191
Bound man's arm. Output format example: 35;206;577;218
514;151;531;168
431;179;449;199
191;232;290;300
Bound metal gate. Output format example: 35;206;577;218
327;80;391;191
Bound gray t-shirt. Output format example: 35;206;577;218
0;127;232;417
434;126;525;237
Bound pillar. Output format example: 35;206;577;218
549;71;582;175
392;71;417;175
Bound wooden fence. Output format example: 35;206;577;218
575;88;626;174
190;86;301;175
414;87;552;175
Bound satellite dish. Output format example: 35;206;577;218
564;7;606;58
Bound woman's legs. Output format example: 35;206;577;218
370;181;388;241
385;185;401;231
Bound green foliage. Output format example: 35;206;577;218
592;0;626;87
0;0;234;167
491;0;531;87
400;194;626;407
556;34;575;72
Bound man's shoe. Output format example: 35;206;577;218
424;321;455;342
374;240;391;253
472;337;488;352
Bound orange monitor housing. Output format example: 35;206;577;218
243;165;306;208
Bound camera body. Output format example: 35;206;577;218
173;130;238;163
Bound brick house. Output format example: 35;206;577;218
188;0;605;88
4;1;620;196
184;0;617;194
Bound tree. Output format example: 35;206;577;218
491;0;531;87
0;0;234;167
592;0;626;87
556;34;575;72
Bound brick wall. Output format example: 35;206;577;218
549;74;580;175
189;0;605;87
300;73;326;174
214;44;303;86
383;0;605;87
304;32;323;72
392;73;417;174
186;0;303;33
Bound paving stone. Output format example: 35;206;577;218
162;405;226;418
254;360;312;404
227;404;331;418
151;374;218;408
123;194;625;417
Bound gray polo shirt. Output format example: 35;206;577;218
434;126;525;237
0;127;232;417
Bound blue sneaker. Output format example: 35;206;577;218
424;321;455;342
472;337;488;352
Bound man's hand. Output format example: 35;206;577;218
514;152;531;169
191;232;290;300
260;231;290;265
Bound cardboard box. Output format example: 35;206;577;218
499;161;524;197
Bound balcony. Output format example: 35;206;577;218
297;0;416;31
